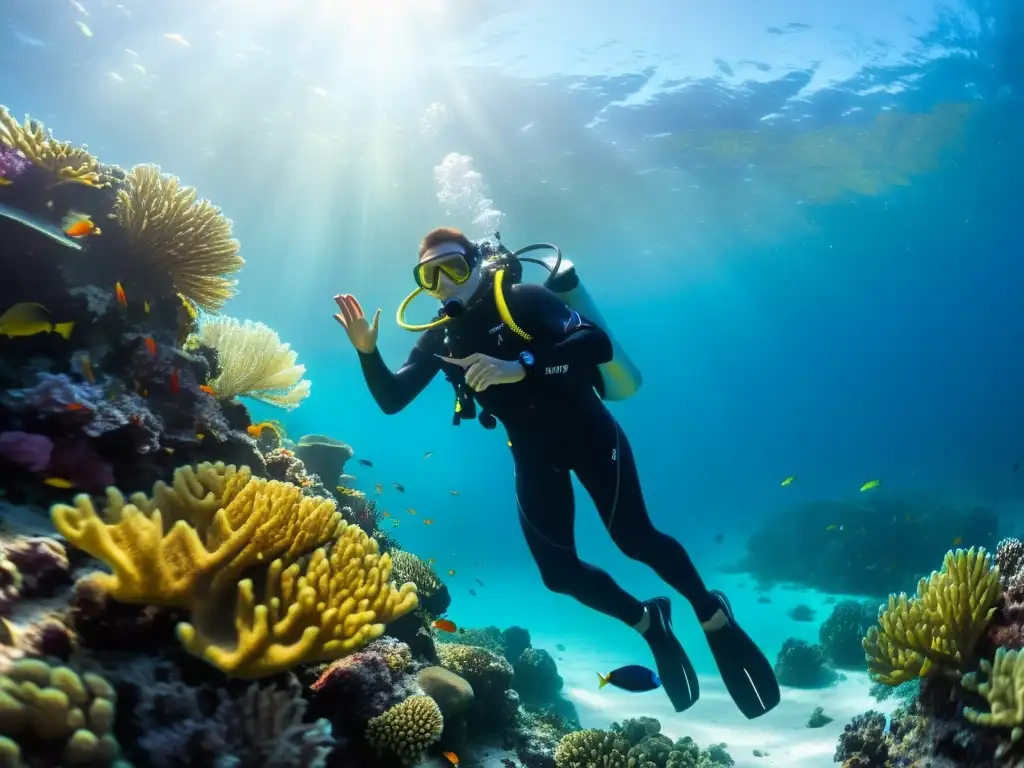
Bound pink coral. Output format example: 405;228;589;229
310;638;416;723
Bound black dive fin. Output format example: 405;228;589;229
644;597;699;713
706;590;781;719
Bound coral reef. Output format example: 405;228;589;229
773;638;838;688
819;599;876;669
294;434;353;488
553;718;733;768
736;494;999;595
365;695;444;765
390;550;451;617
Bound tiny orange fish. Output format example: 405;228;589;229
382;511;391;518
115;282;127;307
169;368;180;394
79;355;95;384
432;619;457;633
423;519;434;525
63;213;101;238
143;336;157;358
65;403;87;411
43;477;74;489
447;569;455;577
406;507;416;515
247;421;282;438
199;385;215;395
442;751;460;767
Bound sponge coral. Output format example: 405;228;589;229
863;547;1001;685
365;695;444;765
0;659;120;765
198;315;311;410
114;163;244;311
0;106;109;186
51;462;418;677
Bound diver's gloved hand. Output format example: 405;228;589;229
334;293;381;354
438;353;525;392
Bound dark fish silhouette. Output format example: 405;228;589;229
357;458;373;467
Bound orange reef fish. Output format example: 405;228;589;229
62;212;101;238
77;354;95;384
199;385;215;395
247;421;283;439
143;336;157;358
0;302;75;340
65;403;88;412
432;619;457;633
442;751;460;767
381;511;391;518
43;477;74;489
423;519;434;526
115;282;127;307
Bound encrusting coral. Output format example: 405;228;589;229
0;659;120;766
50;461;419;677
0;106;110;187
114;163;244;311
365;694;444;766
863;547;1001;685
197;315;311;409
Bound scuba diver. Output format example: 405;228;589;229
333;226;780;718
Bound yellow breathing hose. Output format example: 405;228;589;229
397;268;534;341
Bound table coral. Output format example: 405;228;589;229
51;461;418;677
863;547;1001;685
365;695;444;766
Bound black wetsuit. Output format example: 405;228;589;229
358;281;721;627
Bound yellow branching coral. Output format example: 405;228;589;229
51;462;418;678
863;547;1001;685
365;695;443;765
0;106;109;187
0;659;120;766
963;647;1024;753
178;525;419;678
114;164;244;311
198;315;311;410
51;462;343;604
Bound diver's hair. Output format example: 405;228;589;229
418;227;481;263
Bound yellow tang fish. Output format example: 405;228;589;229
781;475;797;487
0;178;12;186
860;479;881;492
43;477;74;489
0;302;75;340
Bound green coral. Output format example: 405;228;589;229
962;647;1024;757
0;659;121;766
554;720;733;768
863;547;1001;685
436;624;504;654
365;695;443;765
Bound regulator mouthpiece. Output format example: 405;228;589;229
442;299;464;318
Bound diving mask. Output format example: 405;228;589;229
413;243;474;292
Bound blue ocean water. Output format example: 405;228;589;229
3;0;1021;757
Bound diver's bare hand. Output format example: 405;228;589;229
438;352;526;392
334;294;380;354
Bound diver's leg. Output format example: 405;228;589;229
574;416;779;718
514;457;646;626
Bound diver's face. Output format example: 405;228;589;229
416;248;482;303
426;264;482;303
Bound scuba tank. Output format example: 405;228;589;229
480;233;643;401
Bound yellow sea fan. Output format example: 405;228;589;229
114;164;244;311
199;315;311;410
0;106;109;186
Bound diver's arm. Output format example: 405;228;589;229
358;337;440;414
509;283;613;371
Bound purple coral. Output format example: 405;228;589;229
0;145;29;182
310;637;417;724
0;431;53;472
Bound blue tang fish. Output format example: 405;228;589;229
597;664;661;692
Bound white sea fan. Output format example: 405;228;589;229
198;315;310;410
